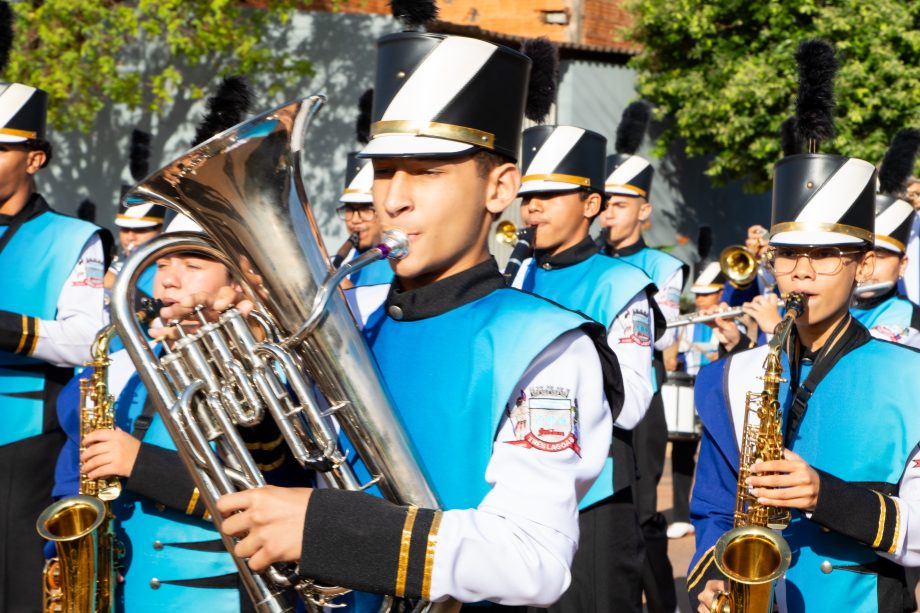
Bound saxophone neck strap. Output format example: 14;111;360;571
784;314;871;446
131;394;157;441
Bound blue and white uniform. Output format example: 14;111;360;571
52;348;246;612
688;320;920;613
852;286;920;348
297;260;619;607
0;192;107;611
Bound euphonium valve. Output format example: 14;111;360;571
719;245;759;289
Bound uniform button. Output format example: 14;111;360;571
820;560;833;574
150;578;161;589
819;526;830;533
153;540;163;550
541;262;553;270
155;503;166;512
388;305;403;320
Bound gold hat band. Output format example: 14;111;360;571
371;120;495;150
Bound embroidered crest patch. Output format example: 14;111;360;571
872;325;910;343
72;257;105;288
619;308;651;346
507;386;580;455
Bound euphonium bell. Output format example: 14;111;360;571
719;245;759;289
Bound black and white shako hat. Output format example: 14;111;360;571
605;101;653;198
115;201;167;229
770;41;875;246
359;32;530;161
519;125;606;195
0;82;47;143
873;128;920;254
341;152;374;204
690;261;725;295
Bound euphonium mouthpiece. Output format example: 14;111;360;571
379;229;410;260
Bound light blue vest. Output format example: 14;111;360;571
852;294;919;337
613;245;685;291
361;287;593;510
521;252;652;508
111;368;240;612
0;208;99;446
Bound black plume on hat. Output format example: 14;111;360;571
390;0;438;30
129;129;151;182
780;116;800;157
0;2;12;75
192;76;252;146
794;39;838;150
615;101;652;155
522;37;559;123
355;88;373;145
76;199;96;223
697;225;713;261
878;128;920;196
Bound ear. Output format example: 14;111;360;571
856;250;876;283
637;198;652;222
485;163;521;216
25;149;46;174
899;254;909;278
583;192;601;219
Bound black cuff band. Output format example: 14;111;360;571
811;469;901;553
126;443;207;516
300;489;442;600
686;546;727;606
0;309;36;355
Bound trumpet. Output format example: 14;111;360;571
719;245;760;290
666;281;895;328
495;221;536;283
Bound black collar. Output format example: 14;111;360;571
852;284;898;310
534;235;597;270
384;258;506;321
608;237;646;258
0;192;47;226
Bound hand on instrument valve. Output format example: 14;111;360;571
701;303;742;352
698;579;727;613
741;293;782;335
217;486;312;571
148;286;254;341
747;448;821;512
744;224;769;259
80;427;142;479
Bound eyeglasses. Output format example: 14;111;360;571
336;205;376;221
764;246;863;275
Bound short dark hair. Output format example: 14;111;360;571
473;149;515;178
27;139;52;168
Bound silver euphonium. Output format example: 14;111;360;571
111;96;454;613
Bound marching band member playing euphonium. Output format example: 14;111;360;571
510;119;656;612
850;128;920;348
47;77;285;613
159;24;624;611
0;23;110;608
689;40;920;613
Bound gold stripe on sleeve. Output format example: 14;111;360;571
872;491;887;549
185;488;200;515
421;510;444;600
395;506;419;598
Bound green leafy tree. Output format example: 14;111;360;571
4;0;315;132
627;0;920;191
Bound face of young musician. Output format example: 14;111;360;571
371;153;519;290
0;143;44;215
869;248;907;285
153;255;239;306
342;204;384;251
598;194;650;247
520;190;601;257
772;246;874;328
693;291;722;311
119;226;161;255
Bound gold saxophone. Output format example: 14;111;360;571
709;292;805;613
37;325;122;613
